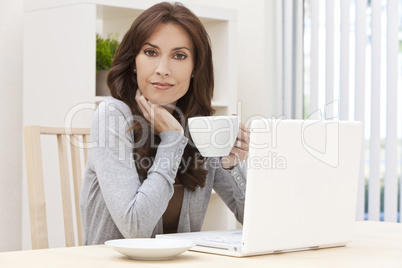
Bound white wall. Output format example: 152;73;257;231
0;0;278;251
180;0;279;123
0;0;23;252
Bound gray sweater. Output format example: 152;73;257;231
80;97;247;245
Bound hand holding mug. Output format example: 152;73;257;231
188;114;250;169
221;118;250;169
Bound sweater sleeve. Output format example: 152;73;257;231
89;99;188;238
212;158;247;224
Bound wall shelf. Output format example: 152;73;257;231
24;0;237;127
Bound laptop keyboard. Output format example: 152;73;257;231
195;230;242;245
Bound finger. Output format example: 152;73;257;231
234;137;249;151
236;128;246;142
135;88;141;98
238;128;251;144
230;145;249;158
239;121;249;132
135;89;151;111
233;118;250;142
136;93;151;120
147;100;164;124
135;89;146;107
239;121;250;138
227;152;241;166
228;149;248;164
143;97;162;118
235;128;250;149
137;99;150;120
235;137;249;151
135;90;145;109
137;94;152;115
145;96;161;109
135;88;147;102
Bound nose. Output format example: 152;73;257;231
155;57;171;77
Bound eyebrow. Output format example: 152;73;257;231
144;42;191;52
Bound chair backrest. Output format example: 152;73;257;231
24;125;90;249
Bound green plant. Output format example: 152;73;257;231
96;33;119;71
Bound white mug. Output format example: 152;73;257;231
188;115;240;157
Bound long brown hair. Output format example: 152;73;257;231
107;2;215;191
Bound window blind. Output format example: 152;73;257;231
286;0;401;222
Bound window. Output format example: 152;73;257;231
301;0;402;222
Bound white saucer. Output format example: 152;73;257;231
105;238;195;261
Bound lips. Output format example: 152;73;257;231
151;82;174;90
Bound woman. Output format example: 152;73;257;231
80;2;250;245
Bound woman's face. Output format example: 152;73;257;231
135;23;194;108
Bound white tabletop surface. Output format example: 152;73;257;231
1;221;401;268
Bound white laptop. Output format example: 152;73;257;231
157;119;363;257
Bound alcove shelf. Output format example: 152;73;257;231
24;0;237;127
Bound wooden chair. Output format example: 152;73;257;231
24;125;90;249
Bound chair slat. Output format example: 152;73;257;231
70;134;83;246
24;125;49;250
40;127;90;135
57;134;76;247
25;125;90;249
83;134;90;164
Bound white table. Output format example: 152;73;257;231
1;221;401;267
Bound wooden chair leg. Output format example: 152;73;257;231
24;125;49;249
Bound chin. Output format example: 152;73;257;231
148;98;167;105
149;98;175;107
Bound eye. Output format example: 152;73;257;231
173;53;187;60
144;49;157;57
